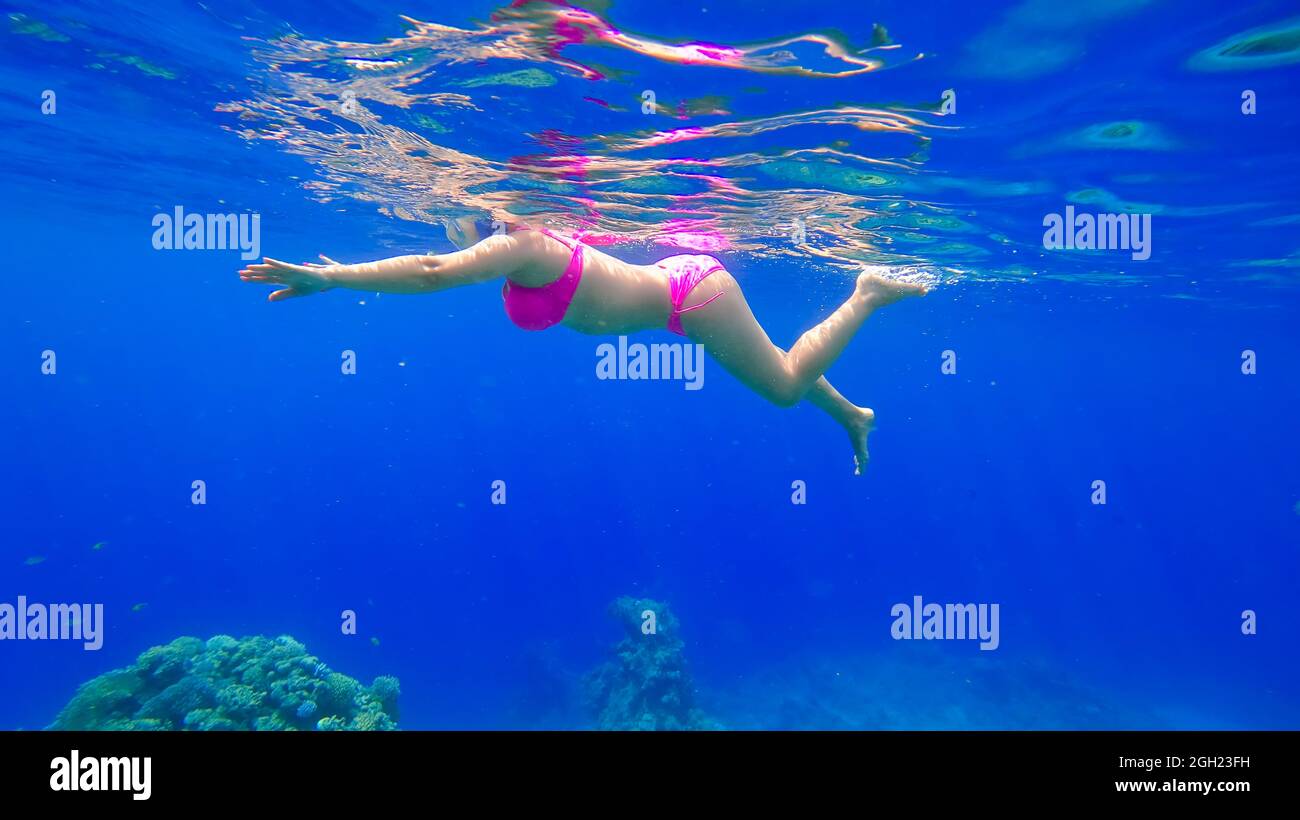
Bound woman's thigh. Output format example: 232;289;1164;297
679;272;798;405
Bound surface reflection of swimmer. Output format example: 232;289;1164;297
239;219;926;473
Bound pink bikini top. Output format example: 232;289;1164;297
502;229;584;332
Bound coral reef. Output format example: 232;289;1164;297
585;597;718;730
48;635;400;731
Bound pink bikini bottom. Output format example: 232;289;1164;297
658;254;727;336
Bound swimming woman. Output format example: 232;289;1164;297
238;221;926;473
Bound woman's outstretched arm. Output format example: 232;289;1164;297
239;231;546;301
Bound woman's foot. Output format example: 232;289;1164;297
846;406;876;475
855;270;929;309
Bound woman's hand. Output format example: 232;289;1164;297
238;255;342;302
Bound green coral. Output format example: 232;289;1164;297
370;675;401;719
318;671;361;714
136;677;215;722
585;597;719;730
49;635;400;731
137;636;204;684
216;684;264;720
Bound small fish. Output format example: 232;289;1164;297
1293;500;1300;516
24;556;45;566
370;637;381;647
131;602;149;612
91;541;107;551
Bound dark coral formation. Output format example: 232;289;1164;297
48;635;400;731
585;597;718;730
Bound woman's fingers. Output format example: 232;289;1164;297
303;255;341;270
240;270;285;284
262;257;313;274
247;256;322;272
241;259;314;283
268;287;308;302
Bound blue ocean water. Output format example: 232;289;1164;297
1;0;1298;729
